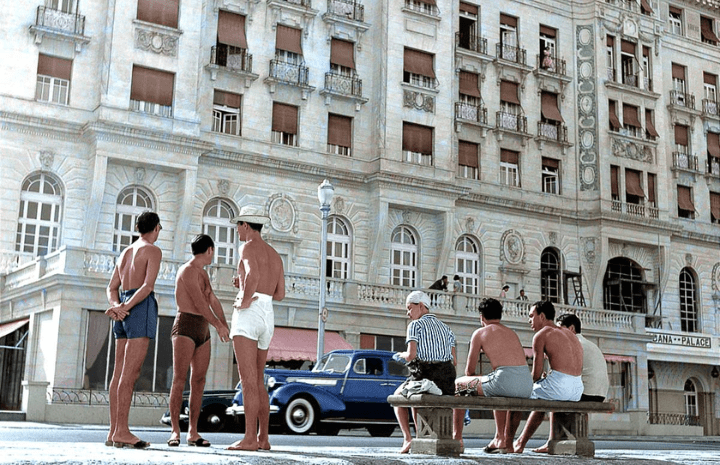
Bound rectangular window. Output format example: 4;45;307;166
458;140;479;179
212;90;241;136
672;63;686;106
620;40;637;87
539;25;557;62
674;124;689;154
645;109;658;140
642;46;652;91
677;185;695;219
361;334;407;352
622;103;642;137
402;122;433;166
500;149;519;187
48;0;75;13
625;168;644;204
540;91;563;140
607;361;632;413
137;0;179;28
611;165;620;201
36;54;72;105
215;11;248;70
668;6;683;35
499;80;521;130
403;47;436;88
327;113;352;156
458;2;478;51
708;132;720;176
701;16;719;45
276;24;303;63
542;158;559;194
129;65;174;117
606;35;615;81
272;102;298;146
647;173;657;209
330;38;355;77
704;73;718;116
609;100;622;131
404;0;439;16
499;14;518;61
711;192;720;223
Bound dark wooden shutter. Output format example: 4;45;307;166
217;11;247;48
137;0;179;28
402;123;433;154
500;149;519;164
130;66;174;106
459;71;480;97
404;48;435;78
272;102;298;134
276;25;303;54
37;54;72;80
674;125;688;146
328;114;352;148
330;38;355;69
625;169;645;197
459;141;478;168
500;81;520;105
541;92;563;122
213;90;241;108
677;185;694;211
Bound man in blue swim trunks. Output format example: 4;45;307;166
105;211;163;449
506;300;584;453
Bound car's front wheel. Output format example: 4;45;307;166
283;397;316;434
199;406;227;432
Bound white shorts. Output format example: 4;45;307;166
230;292;274;350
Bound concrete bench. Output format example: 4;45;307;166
387;394;614;457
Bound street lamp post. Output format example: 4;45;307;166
316;179;335;364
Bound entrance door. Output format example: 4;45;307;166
0;322;29;410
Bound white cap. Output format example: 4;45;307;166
406;290;431;308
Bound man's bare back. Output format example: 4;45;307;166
472;323;528;370
116;240;161;291
533;325;583;377
235;239;285;308
175;264;212;316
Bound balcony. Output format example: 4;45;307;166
611;199;659;219
707;156;720;177
456;31;488;55
496;111;527;134
496;43;527;66
265;59;314;98
536;53;567;77
403;0;440;18
130;99;173;118
702;98;719;118
210;45;252;72
537;121;569;144
275;0;311;6
29;5;90;52
672;152;699;171
669;90;696;110
455;101;487;125
325;0;364;22
605;0;640;13
320;71;367;108
622;73;639;88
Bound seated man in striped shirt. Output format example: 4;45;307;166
393;290;457;454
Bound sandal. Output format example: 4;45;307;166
187;437;211;447
455;377;480;396
167;438;180;447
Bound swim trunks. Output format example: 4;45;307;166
171;312;210;348
230;292;274;350
481;365;533;398
530;369;584;401
113;289;158;339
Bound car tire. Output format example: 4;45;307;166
283;397;316;434
367;425;396;437
199;406;227;433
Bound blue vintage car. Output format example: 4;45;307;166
226;349;410;436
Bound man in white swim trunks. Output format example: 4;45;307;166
452;298;532;454
227;206;285;452
506;300;584;454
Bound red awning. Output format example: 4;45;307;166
0;318;29;340
268;327;353;362
604;354;635;363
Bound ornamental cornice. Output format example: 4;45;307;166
82;121;212;156
363;173;470;199
0;111;85;142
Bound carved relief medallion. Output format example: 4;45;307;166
267;194;298;233
500;230;525;265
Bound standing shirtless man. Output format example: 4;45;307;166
505;300;584;453
105;211;162;449
167;234;230;448
227;206;285;452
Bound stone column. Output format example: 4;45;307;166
83;154;108;249
173;168;198;260
22;381;49;422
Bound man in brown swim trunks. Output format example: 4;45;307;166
167;234;230;447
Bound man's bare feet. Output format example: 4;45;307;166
227;439;258;451
531;442;549;454
399;440;412;454
511;439;525;454
111;433;143;445
258;440;271;451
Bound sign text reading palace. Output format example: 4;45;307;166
651;333;712;348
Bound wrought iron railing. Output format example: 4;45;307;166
35;5;85;36
644;77;653;92
210;45;252;72
327;0;364;21
673;152;698;171
607;67;616;81
708;156;720;176
51;388;169;407
538;121;568;142
403;0;440;16
536;53;566;76
670;90;696;109
496;111;527;133
647;412;701;426
276;0;312;6
702;98;719;117
324;71;363;97
455;101;487;124
623;73;639;88
269;59;310;86
456;31;487;55
496;43;527;65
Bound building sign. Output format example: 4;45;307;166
651;333;712;348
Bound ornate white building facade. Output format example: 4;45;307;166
0;0;719;434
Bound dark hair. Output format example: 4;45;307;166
502;285;510;290
519;289;525;293
442;275;448;280
478;298;503;320
533;300;556;320
453;275;460;280
557;313;582;333
135;211;160;234
191;234;214;255
241;221;263;232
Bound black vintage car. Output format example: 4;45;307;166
159;382;240;432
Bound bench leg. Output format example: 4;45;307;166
547;412;595;458
411;407;462;456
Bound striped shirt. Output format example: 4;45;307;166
406;314;456;363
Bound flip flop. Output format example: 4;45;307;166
483;445;507;454
104;440;113;447
114;440;150;449
167;438;180;447
187;437;211;447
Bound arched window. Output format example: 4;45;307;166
113;186;154;252
16;172;63;256
391;226;418;288
203;198;236;265
679;267;698;332
326;216;351;279
684;379;698;419
603;257;646;313
455;235;481;294
541;248;560;303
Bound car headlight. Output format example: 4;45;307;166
184;406;189;415
266;376;276;389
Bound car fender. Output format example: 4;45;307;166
270;384;346;416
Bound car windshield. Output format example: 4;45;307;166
312;354;351;374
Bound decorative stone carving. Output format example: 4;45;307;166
135;167;146;182
464;217;475;234
267;193;298;233
135;28;179;56
685;253;693;267
581;237;597;270
712;262;720;292
38;151;54;170
549;232;558;246
576;25;600;191
334;196;345;214
500;229;525;265
217;179;230;195
403;89;435;113
611;137;654;163
402;210;413;224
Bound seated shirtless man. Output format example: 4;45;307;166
452;298;532;453
505;300;584;454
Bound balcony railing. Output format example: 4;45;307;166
670;90;696;110
210;45;252;73
611;199;659;219
622;73;639;88
324;71;362;97
269;59;310;86
605;0;640;12
607;67;616;81
277;0;312;6
327;0;364;21
708;156;720;176
702;98;719;117
35;5;85;36
538;121;568;142
456;31;487;55
404;0;440;16
673;152;698;171
536;53;566;76
130;99;173;118
496;111;527;133
647;413;701;426
455;101;487;124
644;77;653;92
496;43;527;65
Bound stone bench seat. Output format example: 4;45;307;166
387;394;614;457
